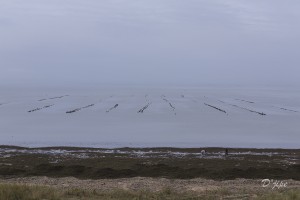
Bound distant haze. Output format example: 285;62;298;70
1;0;300;87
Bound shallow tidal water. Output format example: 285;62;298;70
1;86;300;148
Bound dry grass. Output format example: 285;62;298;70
0;184;203;200
256;189;300;200
0;184;59;200
0;183;299;200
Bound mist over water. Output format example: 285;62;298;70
0;0;300;87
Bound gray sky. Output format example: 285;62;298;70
1;0;300;87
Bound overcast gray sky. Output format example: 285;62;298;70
1;0;300;87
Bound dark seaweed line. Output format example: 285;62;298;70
163;98;175;110
82;104;95;109
138;102;152;113
280;108;298;113
28;105;54;113
235;99;255;104
204;103;227;113
226;103;266;116
66;108;81;114
169;103;175;110
66;104;95;114
161;97;176;115
38;95;69;102
49;95;67;100
162;98;177;115
106;104;119;113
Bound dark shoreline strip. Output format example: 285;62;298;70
106;104;119;113
28;104;54;113
38;95;69;102
66;104;95;114
235;99;255;104
226;103;266;116
163;98;175;110
280;108;298;113
138;102;151;113
162;97;176;115
204;103;227;113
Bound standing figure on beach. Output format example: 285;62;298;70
225;148;229;156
